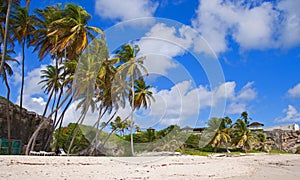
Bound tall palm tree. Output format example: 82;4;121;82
0;1;19;85
11;6;37;129
0;51;18;154
67;39;108;155
114;44;148;156
0;0;26;73
26;4;105;155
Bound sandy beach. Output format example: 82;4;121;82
1;154;300;179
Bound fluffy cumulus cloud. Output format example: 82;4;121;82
136;23;214;75
192;0;300;54
287;83;300;98
137;23;190;75
138;80;257;126
277;0;300;48
95;0;158;21
275;105;300;123
225;81;257;114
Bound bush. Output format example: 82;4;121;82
296;146;300;154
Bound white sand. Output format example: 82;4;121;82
0;154;299;179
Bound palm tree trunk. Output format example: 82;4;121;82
38;88;55;150
4;73;11;154
25;91;72;155
130;75;135;156
55;98;72;153
43;88;63;150
19;40;25;139
67;112;87;155
42;87;54;117
0;0;12;74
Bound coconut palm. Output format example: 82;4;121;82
0;0;13;74
233;119;258;152
131;78;154;110
29;4;63;60
0;0;20;75
205;117;231;152
26;4;105;155
114;44;148;156
241;111;251;126
11;6;37;126
47;3;104;60
67;39;108;155
110;116;130;136
39;64;63;116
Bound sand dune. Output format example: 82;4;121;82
0;154;299;179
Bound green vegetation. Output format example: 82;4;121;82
269;150;293;154
52;123;90;154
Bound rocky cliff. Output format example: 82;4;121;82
265;130;300;153
0;97;53;153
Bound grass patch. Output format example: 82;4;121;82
269;149;292;154
182;148;213;156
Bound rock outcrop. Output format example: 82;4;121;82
265;130;300;153
0;97;53;153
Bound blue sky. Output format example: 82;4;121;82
1;0;300;130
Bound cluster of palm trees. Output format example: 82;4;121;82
203;112;270;153
0;1;154;156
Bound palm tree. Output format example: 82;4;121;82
110;116;129;136
0;0;29;73
26;4;105;155
233;119;258;152
11;6;37;128
29;4;63;60
0;0;13;74
39;64;63;116
241;111;251;126
205;117;231;152
47;3;104;60
0;51;18;154
114;44;148;156
67;39;108;155
131;78;154;110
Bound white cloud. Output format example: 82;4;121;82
226;102;246;115
287;83;300;98
275;105;300;123
277;0;300;48
95;0;158;21
137;23;214;75
237;82;257;101
225;81;257;115
139;81;257;126
192;0;300;54
136;23;187;75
